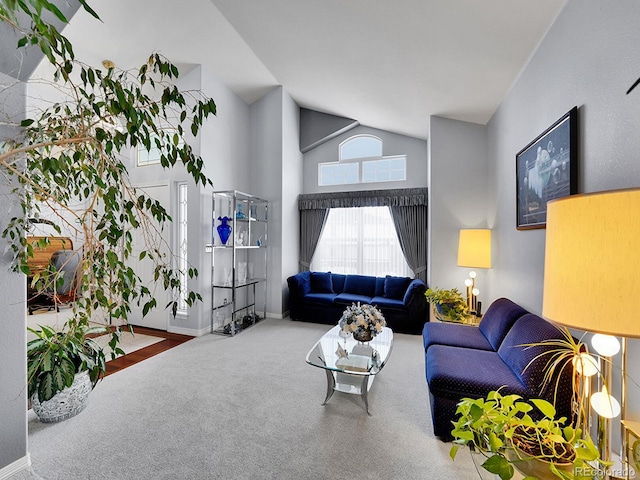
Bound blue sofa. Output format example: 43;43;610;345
287;271;427;334
423;298;575;441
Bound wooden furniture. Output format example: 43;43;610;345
26;236;76;313
27;236;73;275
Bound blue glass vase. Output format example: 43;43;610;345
217;216;232;245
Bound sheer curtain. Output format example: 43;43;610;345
311;206;413;277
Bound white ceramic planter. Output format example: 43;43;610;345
31;371;92;423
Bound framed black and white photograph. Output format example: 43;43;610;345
516;106;578;230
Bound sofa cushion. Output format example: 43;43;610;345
302;292;337;306
375;277;385;297
427;345;530;400
370;296;405;310
310;271;333;293
331;273;347;294
384;275;411;300
334;293;373;306
478;297;529;350
422;322;493;352
343;275;377;297
497;314;565;397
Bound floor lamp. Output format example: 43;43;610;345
542;188;640;476
457;229;491;316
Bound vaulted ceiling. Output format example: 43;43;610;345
30;0;568;139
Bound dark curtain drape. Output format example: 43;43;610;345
299;208;329;271
298;188;428;276
298;187;428;210
389;205;428;282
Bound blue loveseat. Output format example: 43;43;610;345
423;298;575;441
287;271;428;334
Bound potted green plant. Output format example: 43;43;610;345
449;389;602;480
424;287;470;323
27;319;116;422
1;1;216;420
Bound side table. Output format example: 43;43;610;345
622;419;640;479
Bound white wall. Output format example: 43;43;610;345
485;0;640;425
428;116;489;295
0;71;29;476
302;125;428;195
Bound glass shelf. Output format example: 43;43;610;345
209;190;268;336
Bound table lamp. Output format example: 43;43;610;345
542;188;640;471
457;229;491;316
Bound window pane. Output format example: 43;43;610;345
319;163;359;186
340;136;382;160
362;162;376;183
178;183;188;312
362;156;406;183
311;206;413;277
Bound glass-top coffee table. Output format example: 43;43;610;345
305;325;393;415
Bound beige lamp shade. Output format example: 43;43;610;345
542;188;640;338
457;229;492;268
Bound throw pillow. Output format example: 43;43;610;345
343;275;377;296
384;275;411;300
310;271;333;293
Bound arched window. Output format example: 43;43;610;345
339;135;382;160
318;134;406;186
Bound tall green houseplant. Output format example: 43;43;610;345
1;0;216;401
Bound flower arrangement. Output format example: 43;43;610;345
338;303;386;341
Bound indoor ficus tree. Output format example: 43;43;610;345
1;0;215;398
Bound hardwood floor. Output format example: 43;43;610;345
105;326;194;376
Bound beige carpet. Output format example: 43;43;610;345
15;318;484;480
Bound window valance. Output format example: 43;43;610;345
298;187;428;210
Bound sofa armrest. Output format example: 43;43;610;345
287;272;311;297
403;279;427;305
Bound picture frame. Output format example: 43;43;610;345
516;106;578;230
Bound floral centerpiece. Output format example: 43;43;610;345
338;303;386;342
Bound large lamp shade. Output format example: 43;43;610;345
542;188;640;338
457;229;492;269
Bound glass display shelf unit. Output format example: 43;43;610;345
206;190;268;336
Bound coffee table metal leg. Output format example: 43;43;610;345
322;369;336;405
360;376;371;415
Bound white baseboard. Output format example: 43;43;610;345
0;454;30;480
168;313;290;337
168;325;210;337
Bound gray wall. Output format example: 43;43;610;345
0;72;28;474
281;91;303;315
302;125;428;195
485;0;640;424
428;117;489;295
249;87;283;317
248;86;304;317
0;3;83;472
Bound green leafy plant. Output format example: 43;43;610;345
424;287;470;323
27;320;111;401
449;390;602;480
1;1;216;400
